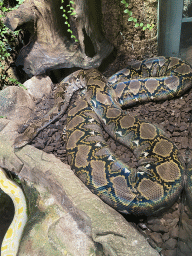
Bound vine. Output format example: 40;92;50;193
60;0;79;42
0;0;25;89
121;0;154;31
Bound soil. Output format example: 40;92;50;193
102;0;158;67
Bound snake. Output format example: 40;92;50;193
0;167;27;256
1;56;192;254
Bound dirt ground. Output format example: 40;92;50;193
102;0;158;68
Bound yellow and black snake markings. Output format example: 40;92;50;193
2;56;192;255
0;168;27;256
108;56;192;107
66;61;187;215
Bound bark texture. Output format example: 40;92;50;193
4;0;113;76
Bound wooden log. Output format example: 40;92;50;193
4;0;113;75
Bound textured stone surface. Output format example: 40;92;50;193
23;75;52;99
0;86;34;123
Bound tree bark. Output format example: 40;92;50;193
4;0;113;76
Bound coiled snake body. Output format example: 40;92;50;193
1;57;192;254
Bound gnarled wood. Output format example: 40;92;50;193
4;0;113;76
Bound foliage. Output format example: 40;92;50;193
121;0;154;31
60;0;79;42
0;0;24;88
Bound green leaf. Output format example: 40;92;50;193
2;7;7;12
18;83;27;89
125;3;129;8
70;1;75;4
135;23;139;27
143;26;147;31
71;12;76;15
133;18;137;22
67;29;72;33
121;0;127;4
71;35;76;38
140;23;143;27
75;39;79;42
147;24;150;28
60;6;63;9
128;10;132;16
124;9;129;13
9;78;27;89
128;17;133;21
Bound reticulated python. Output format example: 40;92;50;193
1;56;192;255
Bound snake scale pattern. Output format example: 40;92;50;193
1;56;192;255
0;167;27;256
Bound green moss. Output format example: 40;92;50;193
0;0;24;88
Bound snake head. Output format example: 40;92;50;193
14;134;31;149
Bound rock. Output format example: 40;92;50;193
164;238;177;250
23;75;52;99
178;241;191;254
0;86;34;123
162;249;177;256
162;233;169;242
180;136;189;148
169;226;179;239
150;233;163;245
148;224;169;233
178;227;189;241
147;218;169;233
167;124;174;132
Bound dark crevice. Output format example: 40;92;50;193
46;67;81;83
82;28;96;57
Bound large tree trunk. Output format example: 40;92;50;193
4;0;113;76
